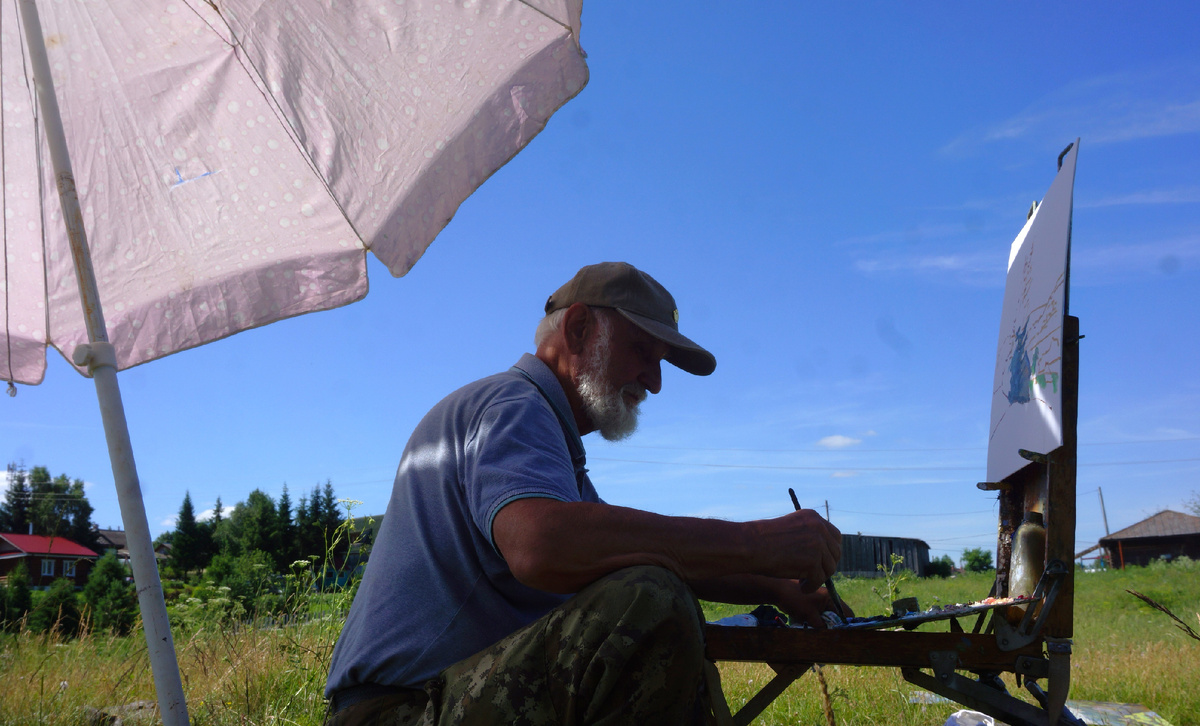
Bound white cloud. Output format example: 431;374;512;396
1080;187;1200;209
836;222;970;248
817;435;862;449
941;66;1200;157
1074;234;1199;279
831;471;858;478
160;509;216;529
854;250;1003;284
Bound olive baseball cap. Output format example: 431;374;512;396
545;262;716;376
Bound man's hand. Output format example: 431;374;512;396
773;581;855;628
749;509;842;593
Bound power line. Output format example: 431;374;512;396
4;492;88;500
832;508;995;517
590;457;979;471
590;456;1200;472
1082;458;1200;467
616;436;1200;455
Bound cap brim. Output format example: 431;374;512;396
617;309;717;376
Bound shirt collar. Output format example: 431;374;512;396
512;352;584;446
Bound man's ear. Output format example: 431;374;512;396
561;303;592;356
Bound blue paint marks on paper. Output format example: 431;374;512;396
1005;317;1032;405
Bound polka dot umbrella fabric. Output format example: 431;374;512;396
0;0;587;385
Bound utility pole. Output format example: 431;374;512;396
825;499;830;522
1098;487;1110;535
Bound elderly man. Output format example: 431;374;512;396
325;262;843;725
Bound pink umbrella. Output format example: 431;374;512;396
2;1;588;722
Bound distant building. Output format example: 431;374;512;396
838;533;931;578
95;528;129;561
94;528;172;566
1099;510;1200;568
0;533;100;588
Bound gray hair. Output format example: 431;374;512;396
534;306;618;349
534;308;567;349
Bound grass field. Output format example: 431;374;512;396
1;563;1197;725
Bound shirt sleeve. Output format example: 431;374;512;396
463;392;580;553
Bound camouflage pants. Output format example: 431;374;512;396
327;565;714;725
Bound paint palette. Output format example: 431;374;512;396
828;595;1033;630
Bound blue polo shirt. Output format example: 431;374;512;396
326;354;601;694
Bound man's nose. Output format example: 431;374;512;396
639;359;662;395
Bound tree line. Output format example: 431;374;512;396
1;462;365;635
161;480;354;577
0;463;97;548
0;552;137;635
1;463;133;635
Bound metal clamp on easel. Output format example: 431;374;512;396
994;559;1068;651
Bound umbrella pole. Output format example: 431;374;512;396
19;2;190;724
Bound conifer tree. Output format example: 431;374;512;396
29;578;81;636
277;484;297;569
2;465;98;549
0;462;32;533
171;491;203;574
1;560;32;631
207;496;224;560
298;485;325;560
83;551;137;634
321;480;342;546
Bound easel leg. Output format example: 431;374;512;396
704;660;735;726
704;660;811;726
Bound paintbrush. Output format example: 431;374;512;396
789;487;847;620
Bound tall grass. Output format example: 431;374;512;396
1;564;1197;725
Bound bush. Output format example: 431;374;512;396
27;578;81;637
83;552;138;635
925;554;955;578
206;549;279;615
962;547;994;573
1149;555;1196;571
169;585;241;631
1;561;32;631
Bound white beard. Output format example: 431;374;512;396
576;316;646;442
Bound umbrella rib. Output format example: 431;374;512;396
23;0;52;385
515;1;574;34
5;0;54;388
179;0;367;249
0;0;10;389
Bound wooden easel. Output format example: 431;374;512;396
704;314;1080;725
705;134;1083;725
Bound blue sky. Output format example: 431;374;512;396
3;3;1198;565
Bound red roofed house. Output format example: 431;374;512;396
1099;510;1200;569
0;533;100;588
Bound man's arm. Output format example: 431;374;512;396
492;498;841;600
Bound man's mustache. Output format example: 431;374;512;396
621;383;647;406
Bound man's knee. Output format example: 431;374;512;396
578;566;705;646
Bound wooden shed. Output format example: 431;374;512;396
838;533;931;578
0;533;100;587
1099;510;1200;568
